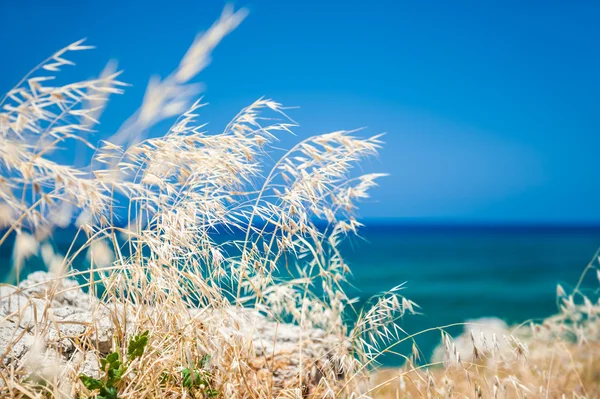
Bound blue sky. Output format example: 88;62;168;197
1;1;599;224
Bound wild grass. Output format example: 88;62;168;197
0;6;410;398
1;6;599;399
368;253;600;398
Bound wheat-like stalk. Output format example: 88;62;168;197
2;6;600;399
0;7;415;399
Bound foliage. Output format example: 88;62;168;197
181;360;219;397
127;330;149;361
79;331;149;399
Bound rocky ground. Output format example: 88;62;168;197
0;272;344;395
1;272;108;381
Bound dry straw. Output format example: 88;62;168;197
1;6;599;399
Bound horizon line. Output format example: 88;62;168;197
355;218;600;229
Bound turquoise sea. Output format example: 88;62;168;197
2;224;600;362
342;224;600;361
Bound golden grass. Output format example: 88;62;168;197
0;6;402;398
1;5;599;399
371;340;600;398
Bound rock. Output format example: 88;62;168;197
89;304;116;353
1;272;101;373
0;320;35;364
21;345;66;379
70;351;101;379
1;271;346;395
1;290;48;329
18;271;93;309
45;311;89;355
431;317;511;363
221;309;348;393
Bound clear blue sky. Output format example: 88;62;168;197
1;1;599;224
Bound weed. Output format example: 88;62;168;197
79;331;149;399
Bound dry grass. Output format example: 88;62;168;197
1;6;599;399
372;340;600;399
368;258;600;399
0;6;409;398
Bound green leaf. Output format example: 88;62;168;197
182;367;204;389
106;351;120;364
181;368;193;389
199;354;211;369
127;330;149;360
160;372;169;385
101;351;125;386
98;386;120;399
108;364;127;386
79;375;103;390
101;352;119;371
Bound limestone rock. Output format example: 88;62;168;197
0;320;35;364
1;271;346;395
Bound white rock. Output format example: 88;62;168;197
2;271;346;393
431;317;511;363
0;321;35;364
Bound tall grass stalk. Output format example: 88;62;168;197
0;6;415;398
2;6;600;399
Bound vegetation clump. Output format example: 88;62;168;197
79;331;148;399
0;5;599;399
0;6;405;397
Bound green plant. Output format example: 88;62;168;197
180;354;218;397
22;377;51;399
79;331;149;399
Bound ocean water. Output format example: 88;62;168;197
340;224;600;362
2;224;600;362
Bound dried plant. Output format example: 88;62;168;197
0;6;417;399
369;252;600;399
2;6;599;399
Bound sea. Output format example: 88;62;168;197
2;223;600;363
342;224;600;362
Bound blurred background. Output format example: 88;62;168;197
1;1;599;358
